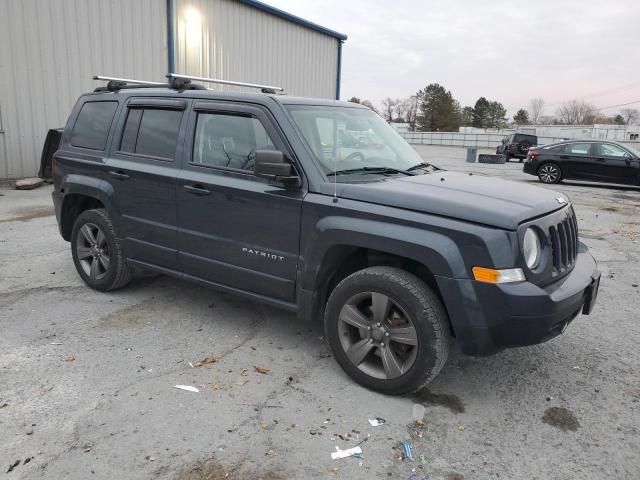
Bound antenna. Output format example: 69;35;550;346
168;73;284;92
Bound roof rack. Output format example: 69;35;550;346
168;73;284;94
92;75;206;92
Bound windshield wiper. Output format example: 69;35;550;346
327;167;414;177
407;162;437;172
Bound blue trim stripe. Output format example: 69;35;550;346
237;0;348;40
166;0;175;73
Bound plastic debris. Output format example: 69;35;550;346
402;440;414;461
331;446;362;460
408;474;427;480
420;454;427;465
412;403;425;422
174;385;199;393
49;342;63;346
192;355;217;368
368;417;386;427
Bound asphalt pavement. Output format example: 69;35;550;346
1;145;639;479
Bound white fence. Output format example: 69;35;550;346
399;132;566;149
399;131;640;150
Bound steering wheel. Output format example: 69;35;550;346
343;152;366;162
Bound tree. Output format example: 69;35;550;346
613;114;626;125
461;106;474;126
381;97;399;122
513;109;530;125
472;97;490;128
400;96;418;131
415;83;461;132
620;108;640;125
556;100;598;125
528;98;545;124
487;101;507;129
348;96;379;114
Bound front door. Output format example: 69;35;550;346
595;143;639;185
105;98;188;270
176;102;304;302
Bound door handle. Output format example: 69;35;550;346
108;170;130;180
596;158;606;162
560;155;570;159
183;184;211;196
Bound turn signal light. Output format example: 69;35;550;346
472;267;525;284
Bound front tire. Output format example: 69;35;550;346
71;209;132;291
537;163;562;184
324;267;449;395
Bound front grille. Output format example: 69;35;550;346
548;212;579;273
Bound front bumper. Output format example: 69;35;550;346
436;242;600;356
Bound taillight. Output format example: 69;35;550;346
529;149;540;158
510;143;517;148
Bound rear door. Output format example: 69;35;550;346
176;101;304;302
105;97;188;270
558;142;596;180
595;143;639;185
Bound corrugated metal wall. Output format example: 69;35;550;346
0;0;167;179
173;0;339;99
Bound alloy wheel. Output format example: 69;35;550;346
337;292;419;380
76;223;110;280
539;164;559;183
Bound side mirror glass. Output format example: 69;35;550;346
254;150;298;185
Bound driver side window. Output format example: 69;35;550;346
192;113;275;171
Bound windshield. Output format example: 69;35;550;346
286;105;430;177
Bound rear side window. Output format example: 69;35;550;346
70;101;118;150
120;108;183;160
567;143;592;155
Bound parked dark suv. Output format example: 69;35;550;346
496;133;538;162
524;140;640;186
52;77;600;395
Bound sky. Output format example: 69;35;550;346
266;0;640;117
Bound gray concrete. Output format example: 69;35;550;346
1;145;639;479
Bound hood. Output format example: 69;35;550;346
331;171;568;230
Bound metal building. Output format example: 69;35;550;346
0;0;347;179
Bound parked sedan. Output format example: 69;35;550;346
523;140;640;186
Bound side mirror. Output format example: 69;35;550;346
254;150;299;186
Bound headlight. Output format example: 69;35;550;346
523;228;541;269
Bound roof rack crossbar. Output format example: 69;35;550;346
168;73;283;92
93;75;166;86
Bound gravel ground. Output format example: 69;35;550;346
1;145;639;479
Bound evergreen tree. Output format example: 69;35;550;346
513;109;530;125
416;83;461;131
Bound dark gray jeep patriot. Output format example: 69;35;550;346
52;77;600;395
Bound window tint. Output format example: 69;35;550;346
567;143;592;155
192;113;275;170
120;109;142;152
135;109;183;159
599;143;627;157
70;101;118;150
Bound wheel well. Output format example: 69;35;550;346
60;194;104;241
313;246;454;336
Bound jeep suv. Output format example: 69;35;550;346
52;77;600;395
496;133;538;162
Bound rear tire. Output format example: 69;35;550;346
324;267;449;395
71;209;132;291
537;162;562;184
504;153;511;162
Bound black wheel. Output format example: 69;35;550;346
537;163;562;184
504;153;511;162
324;267;449;395
71;209;131;291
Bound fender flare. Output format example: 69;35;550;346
60;175;122;235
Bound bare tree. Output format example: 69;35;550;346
380;97;398;122
556;100;599;125
403;96;418;131
528;98;545;124
620;108;640;125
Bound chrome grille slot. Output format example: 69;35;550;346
548;210;578;273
